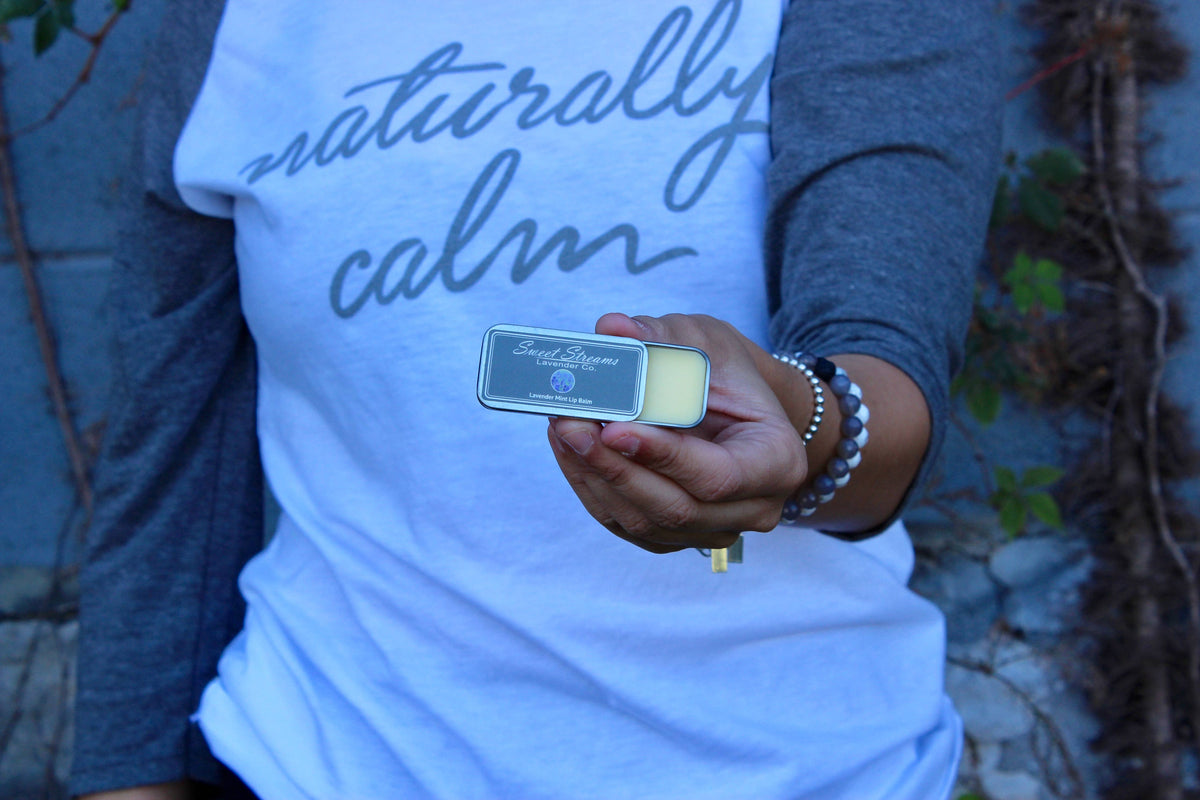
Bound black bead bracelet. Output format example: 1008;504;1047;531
772;353;870;522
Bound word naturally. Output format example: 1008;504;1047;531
242;0;771;213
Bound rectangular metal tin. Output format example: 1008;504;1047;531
477;325;648;422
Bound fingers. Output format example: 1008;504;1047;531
548;417;789;550
545;312;810;553
598;418;806;504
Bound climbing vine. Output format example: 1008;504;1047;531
943;1;1197;798
948;145;1082;538
0;3;128;798
1021;2;1198;797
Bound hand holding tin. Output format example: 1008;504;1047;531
546;313;808;558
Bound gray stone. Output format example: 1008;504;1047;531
990;640;1057;702
951;636;1104;800
946;662;1036;742
0;620;76;800
1003;589;1082;637
0;566;53;618
0;565;77;619
989;537;1092;635
980;768;1045;800
989;536;1088;589
1017;682;1106;799
907;510;1009;560
974;741;1003;772
911;551;1000;644
955;740;1002;796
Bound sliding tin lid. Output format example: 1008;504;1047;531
477;324;648;422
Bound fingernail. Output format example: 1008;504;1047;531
561;430;595;456
611;435;640;457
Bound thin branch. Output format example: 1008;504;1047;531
1008;38;1097;101
8;9;125;139
0;62;92;516
950;654;1087;799
950;409;999;496
42;623;74;796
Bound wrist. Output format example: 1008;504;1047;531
769;351;875;523
763;350;819;448
773;351;930;533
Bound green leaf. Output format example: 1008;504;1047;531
966;381;1002;425
1027;492;1064;528
1005;251;1033;283
951;371;983;401
32;7;58;54
1021;465;1065;487
1018;177;1064;232
1026;148;1086;186
999;496;1026;537
994;465;1018;492
1034;258;1063;281
1037;282;1066;313
111;0;129;9
1012;282;1036;315
0;0;43;23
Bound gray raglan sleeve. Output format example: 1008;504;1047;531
765;0;1003;535
70;0;262;794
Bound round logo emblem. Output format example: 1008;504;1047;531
550;369;576;393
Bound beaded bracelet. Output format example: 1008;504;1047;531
774;353;870;522
770;352;824;443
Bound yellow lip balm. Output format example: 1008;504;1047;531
636;344;710;428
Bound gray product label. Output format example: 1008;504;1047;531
481;330;644;416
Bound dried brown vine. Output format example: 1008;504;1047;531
1019;0;1198;797
0;5;127;518
0;7;128;794
0;62;92;517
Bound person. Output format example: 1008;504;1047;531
72;0;1002;798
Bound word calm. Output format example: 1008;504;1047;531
329;149;696;317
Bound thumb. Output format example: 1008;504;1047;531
595;312;658;342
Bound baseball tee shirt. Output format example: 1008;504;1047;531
177;1;962;798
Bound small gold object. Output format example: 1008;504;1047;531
711;547;729;573
710;536;744;572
